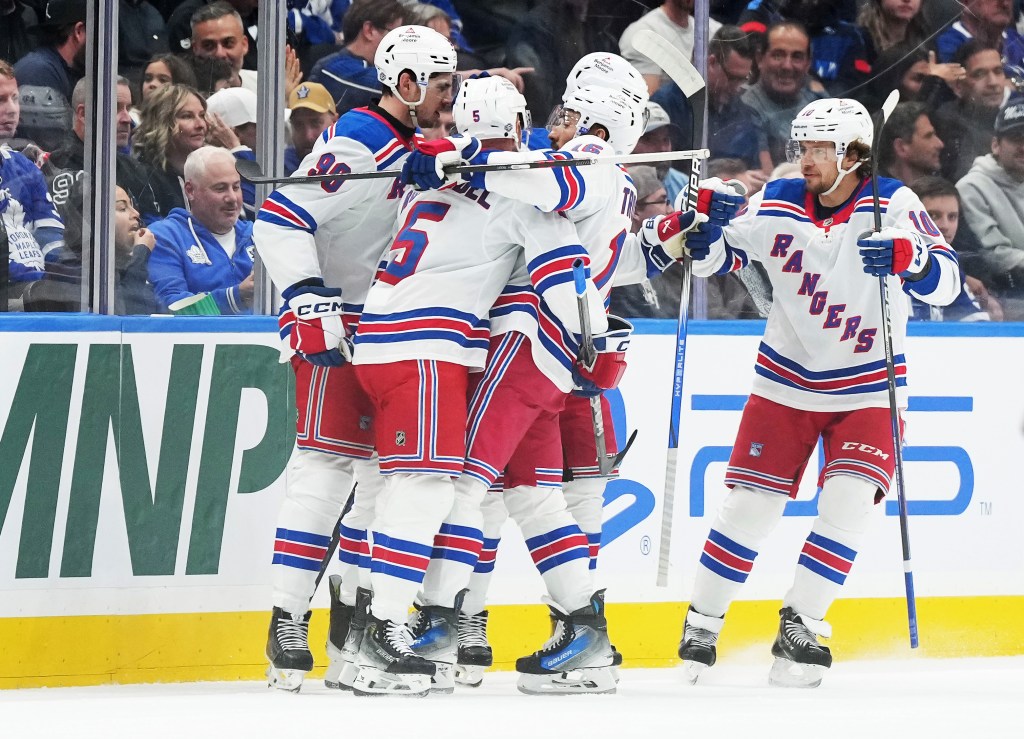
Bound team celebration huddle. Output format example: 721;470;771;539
256;24;960;697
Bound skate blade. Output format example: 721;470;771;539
266;664;305;693
768;658;827;689
516;667;617;696
429;662;455;694
352;666;431;697
323;641;346;689
611;665;621;685
454;664;485;687
680;661;708;685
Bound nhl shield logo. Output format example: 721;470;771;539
749;442;763;457
396;430;406;446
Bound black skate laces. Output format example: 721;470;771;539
276;616;310;651
459;612;489;648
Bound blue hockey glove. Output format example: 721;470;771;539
279;279;353;366
640;209;707;273
857;227;931;281
401;135;483;190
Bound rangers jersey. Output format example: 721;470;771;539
476;135;634;389
697;176;961;412
253;105;416;332
354;179;605;370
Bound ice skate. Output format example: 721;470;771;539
265;607;314;693
408;594;463;694
323;575;354;689
330;586;371;691
454;610;492;687
678;607;724;685
515;591;616;695
769;607;833;688
351;615;435;696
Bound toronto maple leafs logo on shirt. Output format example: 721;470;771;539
185;244;212;265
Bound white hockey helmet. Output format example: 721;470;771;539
375;25;457;106
560;84;648;156
789;97;873;195
453;76;531;149
789;97;873;159
564;53;649;110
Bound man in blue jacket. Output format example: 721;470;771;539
148;146;254;313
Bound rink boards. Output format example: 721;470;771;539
0;315;1022;687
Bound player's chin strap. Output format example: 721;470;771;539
820;159;862;197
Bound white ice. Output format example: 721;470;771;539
4;657;1021;739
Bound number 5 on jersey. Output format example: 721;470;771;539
380;201;451;285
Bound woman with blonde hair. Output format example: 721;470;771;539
134;84;208;220
857;0;928;58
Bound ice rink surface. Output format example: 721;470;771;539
4;656;1022;739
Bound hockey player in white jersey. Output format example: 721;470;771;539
647;98;961;687
348;75;610;695
252;24;458;693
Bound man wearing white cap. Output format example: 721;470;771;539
205;86;258;217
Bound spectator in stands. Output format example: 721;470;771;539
309;0;405;115
0;61;64;295
134;84;209;220
506;0;617;123
141;53;198;105
957;96;1024;319
936;0;1018;63
876;102;944;185
46;77;158;217
285;82;338;174
204;85;258;218
13;0;86;149
856;0;928;60
911;175;1002;321
654;25;769;173
148;146;254;314
739;1;870;95
859;43;966;111
609;165;677;319
619;0;723;94
44;183;159;314
632;102;675;170
168;0;259;71
933;40;1009;181
190;1;258;93
118;0;169;80
741;21;824;166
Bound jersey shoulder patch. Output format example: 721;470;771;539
326;108;412;170
759;177;807;207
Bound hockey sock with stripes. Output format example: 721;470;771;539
690;485;787;618
420;476;487;609
462;489;508;615
562;477;606;573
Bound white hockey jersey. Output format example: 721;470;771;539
698;176;961;412
353;179;606;371
253;106;416;332
477;135;634;389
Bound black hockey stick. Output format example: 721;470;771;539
312;483;357;594
869;89;920;649
235;148;710;187
633;29;707;587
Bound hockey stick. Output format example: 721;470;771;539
869;89;920;649
633;30;706;588
235;148;710;186
312;483;357;594
571;258;615;475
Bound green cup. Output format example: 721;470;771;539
168;293;221;316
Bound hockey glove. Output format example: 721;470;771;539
572;316;633;397
683;177;747;228
639;209;708;272
401;135;484;190
857;227;932;281
279;279;353;367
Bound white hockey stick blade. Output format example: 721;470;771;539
632;29;705;98
881;89;901;124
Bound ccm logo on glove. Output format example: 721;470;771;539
296;299;345;317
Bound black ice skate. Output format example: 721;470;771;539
408;593;464;694
352;615;435;696
330;586;371;691
323;575;353;689
455;610;492;687
265;607;314;693
769;606;833;688
678;606;725;684
515;591;616;695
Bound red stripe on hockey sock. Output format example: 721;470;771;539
703;539;754;573
529;533;589;565
433;534;484;557
374;546;431;572
801;542;853;573
274;540;327;560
